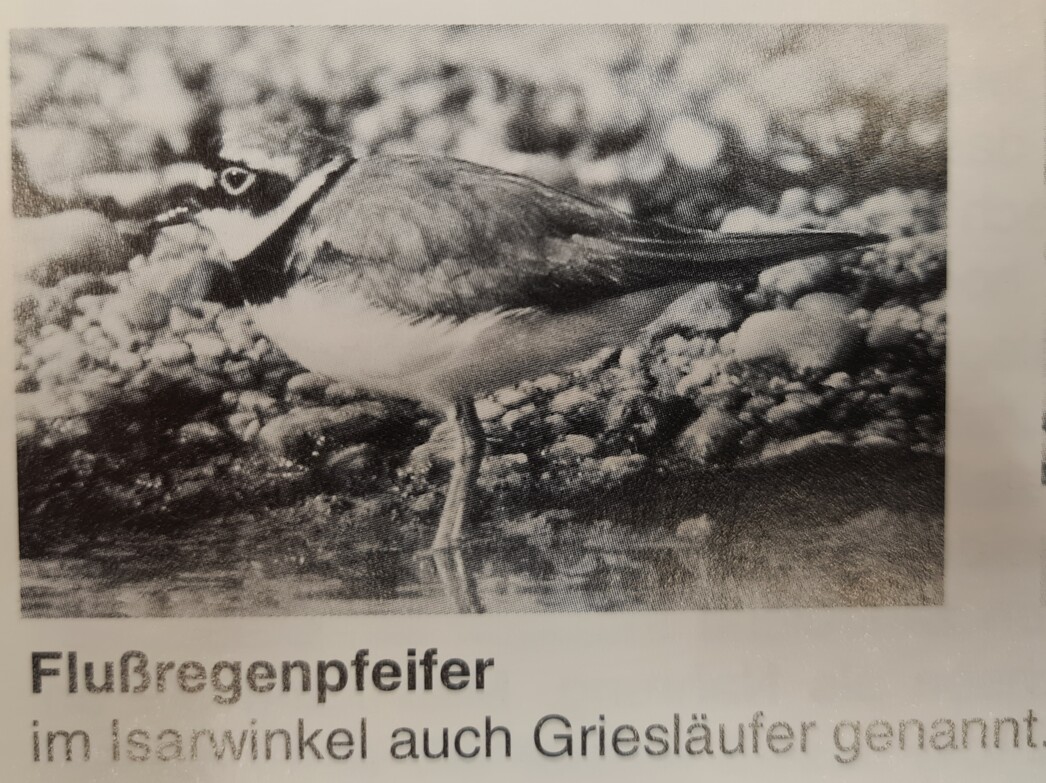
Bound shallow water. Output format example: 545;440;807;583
21;448;944;617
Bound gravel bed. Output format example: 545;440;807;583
12;26;946;554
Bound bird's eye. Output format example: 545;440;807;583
219;166;256;196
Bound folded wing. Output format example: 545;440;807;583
290;154;880;320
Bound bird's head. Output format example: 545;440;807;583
150;106;354;303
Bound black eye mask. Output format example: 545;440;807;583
204;164;296;216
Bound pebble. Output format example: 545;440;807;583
854;434;900;449
286;371;331;398
323;381;364;404
325;444;377;485
475;397;506;422
618;346;644;372
502;403;539;431
258;401;389;460
663;334;689;355
764;396;819;426
735;310;862;373
183;332;228;362
479;453;530;494
648;283;742;336
408;421;457;471
532;373;569;394
109;349;144;373
15;126;116;196
759;431;848;462
758;255;836;301
777;187;812;217
215;310;260;354
16;211;131;287
227;411;260;441
675;408;745;465
548;434;598;460
823;371;853;389
572;347;619;377
34;330;83;362
813;184;848;214
222;359;255;388
146;341;192;366
664;116;723;171
794;292;859;319
109;289;171;331
74;294;107;319
719;206;768;233
595;454;647;484
675;514;714;540
237;390;280;415
37;347;91;387
549;388;597;416
866;305;922;349
178;421;225;446
674;357;720;397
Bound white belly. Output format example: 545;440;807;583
251;283;689;409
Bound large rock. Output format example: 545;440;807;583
647;282;742;337
794;292;859;320
15;212;133;286
735;309;862;373
14;127;116;198
258;401;389;461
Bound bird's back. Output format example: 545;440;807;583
288;153;872;320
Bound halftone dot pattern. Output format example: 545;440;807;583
13;25;944;617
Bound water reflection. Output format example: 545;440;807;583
21;448;945;617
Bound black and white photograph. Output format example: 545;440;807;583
13;24;947;616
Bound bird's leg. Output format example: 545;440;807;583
430;398;486;551
429;548;485;614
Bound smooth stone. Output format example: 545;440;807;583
675;358;720;397
794;292;859;319
286;371;331;397
475;397;506;422
258;402;389;460
674;408;745;466
145;341;192;367
184;332;228;362
648;282;742;336
866;305;922;349
15;211;132;286
177;421;225;446
325;444;378;485
549;387;598;416
758;255;836;301
548;434;598;460
735;310;862;373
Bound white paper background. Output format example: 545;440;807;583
2;0;1044;780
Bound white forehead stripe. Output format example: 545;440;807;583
219;143;302;179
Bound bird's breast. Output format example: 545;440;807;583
249;281;688;409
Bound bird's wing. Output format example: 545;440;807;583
289;154;876;320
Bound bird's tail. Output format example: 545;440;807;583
628;230;882;264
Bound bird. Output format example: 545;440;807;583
154;115;882;554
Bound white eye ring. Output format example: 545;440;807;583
219;166;257;196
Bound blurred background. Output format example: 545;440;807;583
12;26;947;616
12;25;945;223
